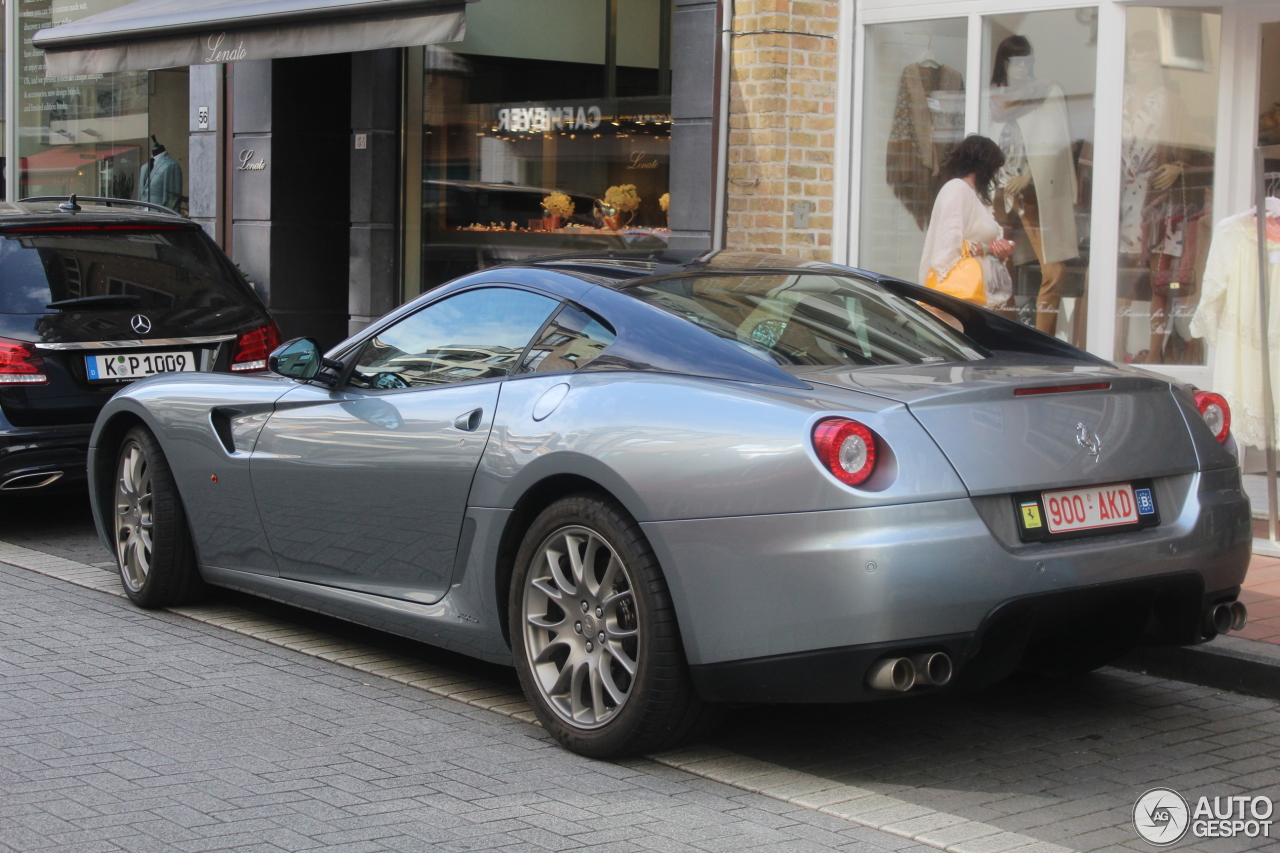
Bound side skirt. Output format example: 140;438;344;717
200;566;514;665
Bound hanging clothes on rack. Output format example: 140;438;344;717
886;61;965;230
1188;196;1280;448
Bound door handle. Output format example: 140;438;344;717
453;407;483;431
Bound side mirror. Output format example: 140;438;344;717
268;337;321;380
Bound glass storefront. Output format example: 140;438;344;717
15;0;187;207
849;1;1259;385
858;19;967;284
407;0;672;294
1114;8;1220;366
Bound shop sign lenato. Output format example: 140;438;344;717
204;32;248;64
237;150;266;172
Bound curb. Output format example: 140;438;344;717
1116;635;1280;701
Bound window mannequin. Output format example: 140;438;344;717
988;35;1079;337
140;135;183;210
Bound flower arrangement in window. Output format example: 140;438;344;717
659;192;670;213
597;184;641;230
541;192;575;229
604;184;642;213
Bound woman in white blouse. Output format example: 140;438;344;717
919;134;1016;309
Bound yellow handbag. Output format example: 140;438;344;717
925;242;986;306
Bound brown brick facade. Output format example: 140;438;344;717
725;0;840;260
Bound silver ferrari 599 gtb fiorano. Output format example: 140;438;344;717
88;251;1251;757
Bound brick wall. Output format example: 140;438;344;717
725;0;840;260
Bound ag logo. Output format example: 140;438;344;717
1134;788;1190;845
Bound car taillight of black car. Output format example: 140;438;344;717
0;338;48;385
230;322;284;372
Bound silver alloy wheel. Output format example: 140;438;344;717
522;525;639;728
114;440;154;593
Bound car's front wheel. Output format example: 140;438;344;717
510;494;716;758
113;425;207;608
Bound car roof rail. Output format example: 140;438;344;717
20;195;183;217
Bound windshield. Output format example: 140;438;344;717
623;273;984;366
0;228;253;314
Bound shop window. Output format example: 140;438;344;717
1115;8;1220;366
409;0;672;295
16;0;188;209
858;19;968;284
981;9;1097;346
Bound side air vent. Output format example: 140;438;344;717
210;407;239;454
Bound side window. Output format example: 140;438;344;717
519;304;617;374
349;287;559;390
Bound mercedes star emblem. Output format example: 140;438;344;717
1075;422;1102;462
130;314;152;335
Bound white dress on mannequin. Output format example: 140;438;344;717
1188;198;1280;448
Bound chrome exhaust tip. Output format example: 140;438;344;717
1209;603;1233;634
1230;601;1248;632
910;652;953;687
0;471;63;491
867;657;915;692
1208;602;1244;635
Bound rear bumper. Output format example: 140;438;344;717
0;420;92;491
643;466;1251;692
0;422;92;491
689;573;1231;703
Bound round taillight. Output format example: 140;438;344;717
813;418;878;486
1193;391;1231;443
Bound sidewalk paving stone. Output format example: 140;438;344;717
0;561;946;853
8;498;1280;853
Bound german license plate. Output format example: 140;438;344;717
85;351;196;382
1040;483;1139;534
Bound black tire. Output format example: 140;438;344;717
112;425;207;608
509;493;718;758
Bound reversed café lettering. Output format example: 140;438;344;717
497;105;601;133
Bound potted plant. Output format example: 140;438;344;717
598;184;641;230
540;192;574;230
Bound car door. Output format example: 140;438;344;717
250;286;562;603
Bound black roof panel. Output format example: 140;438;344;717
0;199;196;231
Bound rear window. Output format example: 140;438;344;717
0;228;253;314
622;273;984;367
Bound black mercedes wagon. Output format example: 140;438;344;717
0;196;279;493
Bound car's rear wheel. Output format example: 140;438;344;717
510;494;717;758
113;426;206;608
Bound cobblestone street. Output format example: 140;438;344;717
2;494;1278;853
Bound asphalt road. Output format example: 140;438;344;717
2;492;1278;853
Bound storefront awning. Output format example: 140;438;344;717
33;0;471;78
